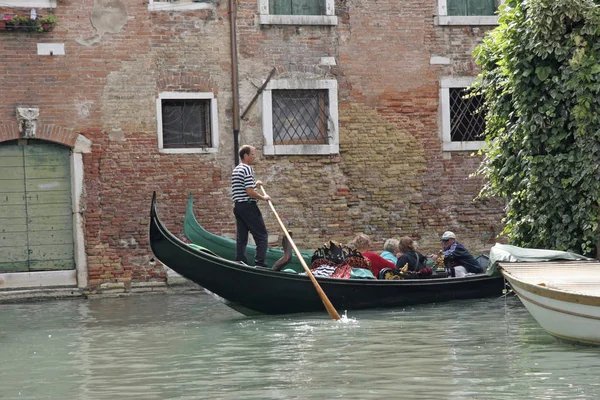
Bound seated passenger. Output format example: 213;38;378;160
395;236;428;272
380;238;400;264
349;233;395;278
434;231;482;277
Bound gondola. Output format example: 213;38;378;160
183;193;310;272
150;193;505;315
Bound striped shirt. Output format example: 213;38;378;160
231;163;256;203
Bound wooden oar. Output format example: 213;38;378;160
260;186;341;321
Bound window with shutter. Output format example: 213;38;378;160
437;0;501;25
270;0;323;16
258;0;337;25
447;0;496;16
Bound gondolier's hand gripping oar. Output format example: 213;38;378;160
260;186;342;321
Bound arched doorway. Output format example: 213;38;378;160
0;140;75;273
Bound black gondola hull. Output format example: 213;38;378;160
150;194;504;315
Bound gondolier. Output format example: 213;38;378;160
231;145;271;268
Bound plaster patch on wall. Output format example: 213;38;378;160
108;128;126;142
77;0;128;46
76;100;94;118
430;56;451;65
119;237;138;248
319;57;336;66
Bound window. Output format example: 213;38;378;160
440;77;485;151
436;0;502;26
258;0;337;26
156;92;219;154
272;89;329;145
448;0;495;15
262;79;339;155
148;0;216;12
0;0;56;7
270;0;323;15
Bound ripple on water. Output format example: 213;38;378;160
1;294;600;399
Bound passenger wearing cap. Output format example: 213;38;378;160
437;231;482;276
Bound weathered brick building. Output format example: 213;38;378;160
0;0;504;295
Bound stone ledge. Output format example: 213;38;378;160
0;281;203;303
0;287;83;303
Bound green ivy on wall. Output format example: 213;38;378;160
472;0;600;256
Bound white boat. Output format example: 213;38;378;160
500;261;600;345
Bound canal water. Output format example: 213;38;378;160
1;292;599;399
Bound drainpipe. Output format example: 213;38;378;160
229;0;241;166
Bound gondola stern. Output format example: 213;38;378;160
151;191;158;219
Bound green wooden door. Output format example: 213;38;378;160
0;141;74;272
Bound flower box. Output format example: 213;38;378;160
0;13;56;33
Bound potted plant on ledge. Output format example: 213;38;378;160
0;14;17;31
38;14;57;32
13;14;38;32
0;13;57;33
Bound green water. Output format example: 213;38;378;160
1;293;599;399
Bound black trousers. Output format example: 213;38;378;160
233;201;268;267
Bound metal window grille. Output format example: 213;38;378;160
449;87;486;142
161;99;211;148
272;89;329;145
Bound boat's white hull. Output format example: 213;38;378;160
501;262;600;346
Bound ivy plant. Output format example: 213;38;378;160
472;0;600;256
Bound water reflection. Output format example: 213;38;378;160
1;294;599;399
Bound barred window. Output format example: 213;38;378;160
156;92;219;154
449;88;485;142
272;90;329;145
161;99;211;148
440;77;484;151
262;79;339;155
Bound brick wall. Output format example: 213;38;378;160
0;0;504;291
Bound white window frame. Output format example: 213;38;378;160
262;79;339;156
440;77;484;152
0;0;56;7
156;92;219;154
148;0;216;12
436;0;502;26
258;0;338;26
